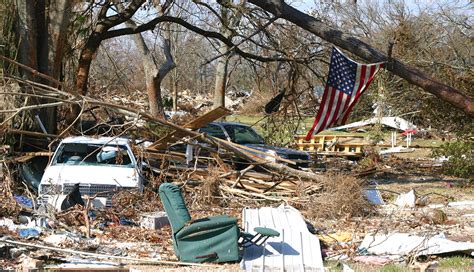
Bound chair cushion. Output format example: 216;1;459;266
159;183;191;232
175;219;240;263
176;215;238;239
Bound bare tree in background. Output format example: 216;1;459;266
7;0;472;135
117;0;175;119
212;4;232;108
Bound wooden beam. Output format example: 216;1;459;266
147;106;231;150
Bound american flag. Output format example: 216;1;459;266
305;47;384;140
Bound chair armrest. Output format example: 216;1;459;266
254;227;280;237
176;215;237;239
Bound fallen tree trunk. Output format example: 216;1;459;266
247;0;474;116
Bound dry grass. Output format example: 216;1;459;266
306;173;374;219
0;164;22;217
198;166;222;206
112;189;163;220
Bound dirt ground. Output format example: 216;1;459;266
308;150;473;272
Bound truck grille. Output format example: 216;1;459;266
39;183;117;208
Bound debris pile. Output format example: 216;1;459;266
1;72;473;270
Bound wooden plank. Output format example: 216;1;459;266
147;107;231;151
13;152;53;163
146;131;188;150
224;140;297;166
294;134;370;156
7;129;57;138
317;151;363;157
183;106;231;129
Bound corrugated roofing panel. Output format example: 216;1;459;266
241;205;324;271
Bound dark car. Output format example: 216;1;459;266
198;122;311;169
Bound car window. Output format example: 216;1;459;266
200;124;227;140
223;125;265;145
52;143;134;167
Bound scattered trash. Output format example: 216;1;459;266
118;217;135;226
364;188;385;205
0;218;18;231
43;234;78;247
353;255;392;266
17;228;41;238
140;212;169;230
20;256;43;270
318;231;353;244
358;233;474;257
379;146;415;155
394;189;417;207
14;195;34;209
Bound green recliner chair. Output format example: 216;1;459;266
159;183;279;263
159;183;239;263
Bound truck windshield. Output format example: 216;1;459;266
52;143;134;167
223;125;265;145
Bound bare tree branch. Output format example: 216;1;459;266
246;0;474;116
104;15;309;63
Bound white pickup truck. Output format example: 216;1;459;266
38;136;144;209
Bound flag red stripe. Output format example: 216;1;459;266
317;87;337;134
339;65;374;125
305;85;330;140
328;90;345;128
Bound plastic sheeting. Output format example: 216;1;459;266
359;233;474;257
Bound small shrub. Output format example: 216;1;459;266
358;146;382;169
367;122;385;144
432;139;473;179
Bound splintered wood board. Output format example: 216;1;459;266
147;106;231;151
183;106;231;130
